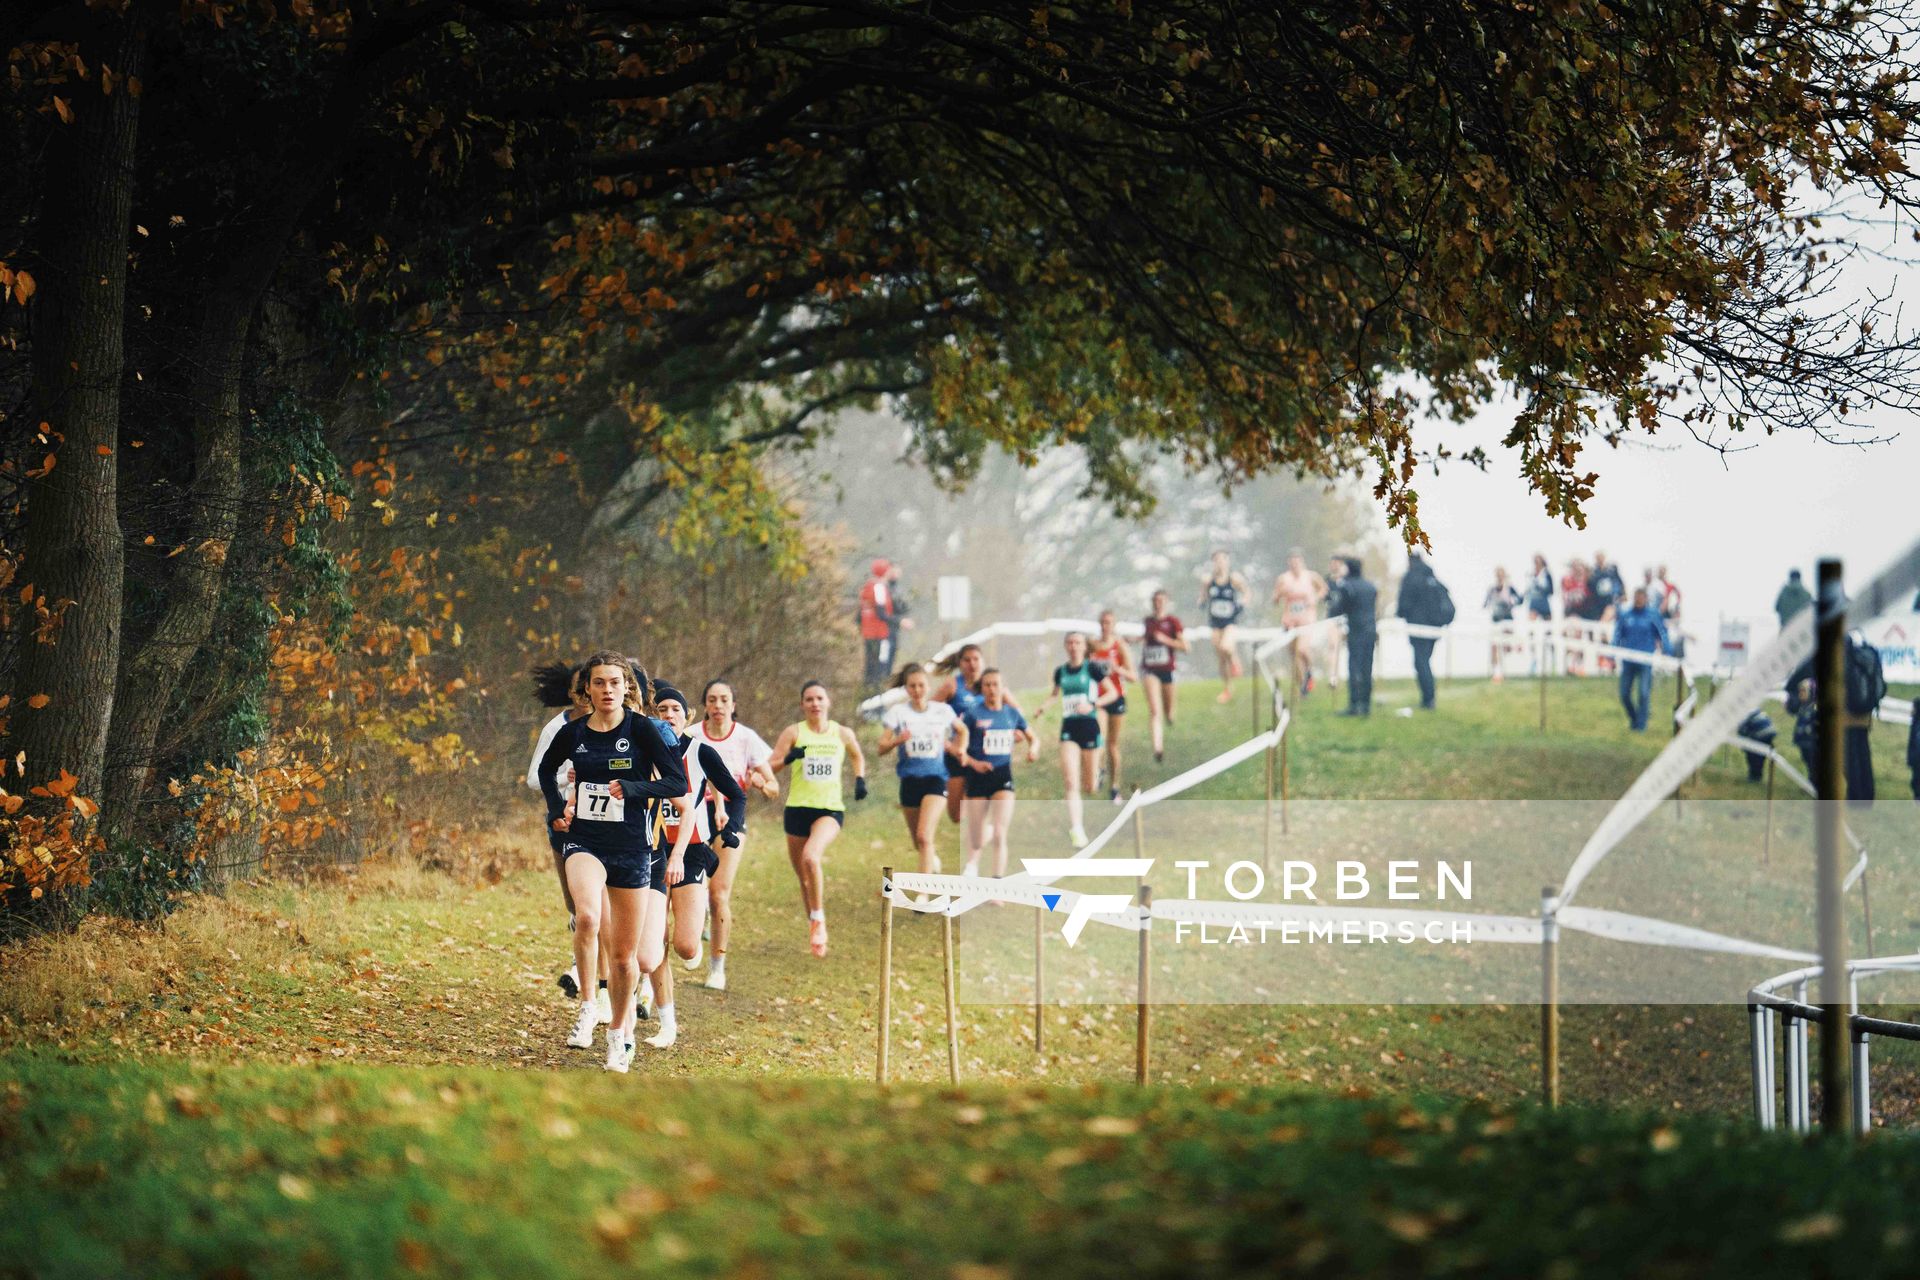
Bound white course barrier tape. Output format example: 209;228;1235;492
884;872;1820;964
1843;850;1871;894
1151;895;1543;944
1560;532;1920;909
1556;907;1818;964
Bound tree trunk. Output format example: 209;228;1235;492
102;295;247;834
10;11;146;813
102;171;342;834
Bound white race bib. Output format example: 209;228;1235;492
1144;643;1171;667
576;780;625;823
982;729;1015;757
803;756;838;783
906;733;942;760
1210;597;1236;619
1065;695;1095;717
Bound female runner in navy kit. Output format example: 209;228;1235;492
536;652;688;1072
1200;549;1249;703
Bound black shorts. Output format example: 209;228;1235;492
944;750;966;779
898;775;947;808
1059;717;1102;751
964;765;1016;798
1209;611;1243;631
1104;697;1128;718
659;841;719;891
1144;668;1175;686
547;829;567;860
783;805;844;839
563;841;651;891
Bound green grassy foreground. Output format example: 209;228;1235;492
2;673;1916;1277
6;1052;1919;1280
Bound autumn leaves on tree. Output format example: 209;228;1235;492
1;1;1917;916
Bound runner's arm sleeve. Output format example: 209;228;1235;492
527;714;565;791
536;722;573;819
623;720;690;800
695;740;744;802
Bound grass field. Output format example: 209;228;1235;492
3;672;1917;1276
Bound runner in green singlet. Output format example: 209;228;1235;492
769;681;866;958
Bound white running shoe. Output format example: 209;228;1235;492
682;941;703;971
595;987;613;1024
705;957;728;991
605;1032;634;1073
961;860;980;878
567;1002;598;1048
1070;825;1089;848
638;985;654;1021
645;1008;678;1048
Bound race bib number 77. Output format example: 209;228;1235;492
576;780;625;823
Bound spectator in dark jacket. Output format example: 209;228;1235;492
1611;587;1670;732
1774;570;1812;629
1327;556;1378;717
1908;697;1919;801
1395;554;1452;710
1737;710;1777;783
1785;630;1887;806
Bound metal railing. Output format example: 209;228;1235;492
1749;955;1920;1133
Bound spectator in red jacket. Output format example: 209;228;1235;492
859;559;899;687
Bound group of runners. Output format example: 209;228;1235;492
527;654;866;1072
521;551;1322;1072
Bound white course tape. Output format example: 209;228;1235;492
1556;907;1818;964
1137;725;1281;806
887;872;1822;964
1151;896;1543;944
1560;533;1920;908
1843;850;1871;893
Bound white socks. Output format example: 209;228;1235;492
645;1004;677;1048
808;909;824;922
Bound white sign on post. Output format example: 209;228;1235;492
1716;619;1750;671
937;575;971;622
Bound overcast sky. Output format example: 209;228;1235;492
1365;406;1920;642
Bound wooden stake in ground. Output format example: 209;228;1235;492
1813;558;1853;1136
1033;903;1045;1057
941;909;961;1085
1541;884;1560;1108
1279;728;1291;837
1135;882;1153;1086
1263;735;1275;874
876;866;894;1085
1763;754;1775;865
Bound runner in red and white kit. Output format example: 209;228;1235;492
1088;611;1136;804
1141;589;1190;763
635;684;747;1049
1270;549;1328;698
686;679;778;992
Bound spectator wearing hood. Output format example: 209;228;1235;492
858;558;899;687
1774;570;1812;629
1395;553;1454;710
1326;555;1378;717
